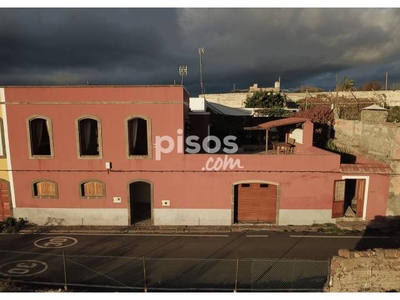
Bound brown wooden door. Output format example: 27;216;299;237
355;179;366;218
332;180;345;218
237;183;277;223
0;180;11;222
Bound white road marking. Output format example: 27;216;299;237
246;235;269;238
290;235;395;239
34;236;78;248
0;260;48;277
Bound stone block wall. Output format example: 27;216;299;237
333;119;400;216
361;110;389;124
334;119;400;159
326;248;400;292
333;119;362;147
388;161;400;216
360;123;399;158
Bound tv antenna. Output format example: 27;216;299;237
179;65;188;85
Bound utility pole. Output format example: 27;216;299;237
385;72;388;91
198;47;205;96
335;73;340;106
278;76;281;91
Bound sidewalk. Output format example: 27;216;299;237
18;222;369;235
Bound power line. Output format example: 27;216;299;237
0;169;395;175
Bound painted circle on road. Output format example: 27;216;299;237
0;260;48;277
34;236;78;249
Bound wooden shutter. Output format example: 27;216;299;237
355;179;366;218
36;181;56;197
83;181;104;197
332;180;345;218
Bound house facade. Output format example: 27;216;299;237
0;88;12;222
0;85;391;226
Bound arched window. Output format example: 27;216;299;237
127;117;149;156
80;180;105;198
32;180;58;198
77;117;102;157
28;116;53;157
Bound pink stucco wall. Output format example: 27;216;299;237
365;174;390;220
3;86;391;223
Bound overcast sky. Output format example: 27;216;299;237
1;8;400;96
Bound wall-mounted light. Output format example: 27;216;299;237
105;162;112;174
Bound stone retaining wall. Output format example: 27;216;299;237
333;118;400;216
334;119;400;159
326;248;400;292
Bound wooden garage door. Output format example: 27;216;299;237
237;183;277;223
0;180;11;222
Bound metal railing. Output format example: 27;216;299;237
0;250;329;292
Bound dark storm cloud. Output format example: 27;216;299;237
0;9;179;69
1;8;400;94
180;8;400;92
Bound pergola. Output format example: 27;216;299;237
244;117;309;154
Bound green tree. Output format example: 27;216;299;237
337;75;355;91
244;91;285;108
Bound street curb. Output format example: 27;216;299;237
16;224;367;235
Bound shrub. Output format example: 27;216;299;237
0;217;29;233
296;97;331;110
253;107;295;117
0;279;21;292
296;106;334;147
296;106;334;125
296;95;378;120
324;139;356;163
387;106;400;122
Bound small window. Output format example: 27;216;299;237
260;184;269;188
80;180;105;198
0;118;6;158
241;183;250;188
127;118;148;156
28;117;53;156
33;180;58;198
78;117;101;157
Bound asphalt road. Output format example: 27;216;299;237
0;231;399;291
1;231;399;259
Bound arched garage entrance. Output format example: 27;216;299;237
233;181;279;224
128;180;153;225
